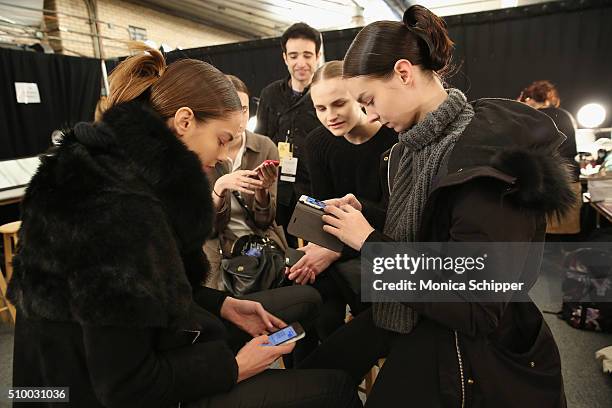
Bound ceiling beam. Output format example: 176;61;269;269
381;0;406;19
205;0;287;26
125;0;261;39
180;0;279;36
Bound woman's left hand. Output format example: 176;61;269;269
322;205;375;251
220;297;287;337
256;162;278;190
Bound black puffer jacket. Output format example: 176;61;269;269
8;101;238;407
370;99;573;407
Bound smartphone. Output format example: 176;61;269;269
265;322;305;346
288;195;344;252
262;159;280;167
299;195;327;210
254;160;280;178
285;247;305;267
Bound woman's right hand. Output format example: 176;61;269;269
215;170;264;196
235;335;295;382
324;193;363;212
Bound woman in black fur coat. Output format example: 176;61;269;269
7;47;361;408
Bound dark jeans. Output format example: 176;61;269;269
299;308;443;408
188;285;362;408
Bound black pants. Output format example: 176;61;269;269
188;285;362;408
186;368;361;408
311;259;370;341
227;285;320;365
299;308;443;408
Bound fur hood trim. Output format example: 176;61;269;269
446;98;577;217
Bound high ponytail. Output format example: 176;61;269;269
99;44;165;120
344;5;454;79
97;43;241;123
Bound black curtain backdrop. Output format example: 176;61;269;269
445;0;612;127
0;48;101;160
105;0;611;127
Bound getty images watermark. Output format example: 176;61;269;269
360;242;612;303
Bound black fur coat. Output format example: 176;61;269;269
8;101;238;407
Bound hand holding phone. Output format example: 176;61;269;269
235;334;295;383
264;322;305;346
324;193;363;212
262;159;280;167
253;160;280;173
215;169;263;196
254;159;279;189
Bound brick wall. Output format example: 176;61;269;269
46;0;246;58
46;0;96;56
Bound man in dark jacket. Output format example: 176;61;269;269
255;22;322;247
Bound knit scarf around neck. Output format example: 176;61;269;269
373;88;475;334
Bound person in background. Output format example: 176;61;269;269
518;80;579;180
287;60;397;340
255;22;323;247
519;80;582;238
204;75;287;289
205;74;331;369
8;47;362;408
299;5;570;407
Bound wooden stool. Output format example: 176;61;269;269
361;358;386;396
0;221;20;324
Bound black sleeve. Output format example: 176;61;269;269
350;229;396;262
255;88;271;138
359;197;387;231
83;325;238;407
193;286;229;317
305;128;336;200
295;148;312;198
182;249;229;316
365;229;395;244
335;200;387;263
402;181;538;338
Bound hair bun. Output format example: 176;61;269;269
402;5;420;27
402;5;453;74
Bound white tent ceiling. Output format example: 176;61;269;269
0;0;560;45
126;0;556;39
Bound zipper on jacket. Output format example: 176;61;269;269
454;330;466;408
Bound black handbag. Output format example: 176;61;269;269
221;234;286;296
219;185;286;296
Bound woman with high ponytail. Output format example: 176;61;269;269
299;5;569;407
8;48;362;407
